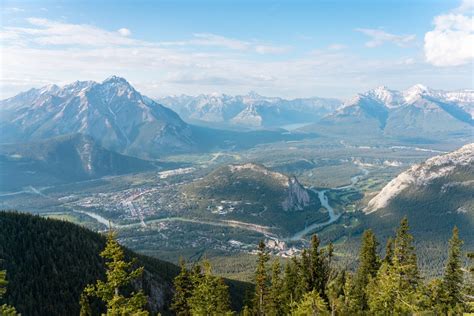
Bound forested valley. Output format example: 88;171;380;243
1;211;473;315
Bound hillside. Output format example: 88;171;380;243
356;144;474;273
183;163;327;236
0;211;251;315
0;134;159;191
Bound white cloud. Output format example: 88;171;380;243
191;33;250;50
2;18;144;47
0;17;471;99
356;28;416;47
327;44;346;51
2;7;24;13
117;28;131;37
424;1;474;67
255;44;290;54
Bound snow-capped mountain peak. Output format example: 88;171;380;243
0;76;194;158
363;85;404;108
403;84;433;103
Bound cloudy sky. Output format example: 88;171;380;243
0;0;473;99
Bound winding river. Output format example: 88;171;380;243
288;189;340;241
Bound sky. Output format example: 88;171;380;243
0;0;473;99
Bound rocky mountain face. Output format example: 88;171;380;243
309;85;473;139
361;143;473;260
0;76;195;158
282;176;311;211
0;133;157;190
157;92;341;128
366;143;473;213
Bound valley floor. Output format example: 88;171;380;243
0;136;470;279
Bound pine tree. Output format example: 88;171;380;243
171;259;194;316
82;230;148;315
300;249;312;293
309;234;323;293
187;261;232;315
367;218;425;314
327;270;347;314
366;261;399;313
383;237;394;264
353;229;380;311
427;278;450;314
254;240;270;315
466;252;474;312
268;260;284;315
291;290;329;316
282;257;301;314
0;269;18;316
79;292;92;316
443;226;464;312
393;217;419;286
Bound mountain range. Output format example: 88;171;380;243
305;85;474;140
157;92;341;129
0;77;311;159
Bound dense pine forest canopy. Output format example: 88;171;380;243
0;211;251;315
1;211;473;315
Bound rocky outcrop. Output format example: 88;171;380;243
282;176;311;211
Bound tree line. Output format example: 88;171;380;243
171;217;474;315
2;217;472;315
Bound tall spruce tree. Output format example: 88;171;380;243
383;237;394;265
254;240;270;315
187;261;232;315
82;230;148;316
291;290;329;316
282;257;301;313
353;229;380;311
393;217;419;285
171;259;194;316
268;260;284;315
443;226;464;312
327;270;348;315
367;218;424;314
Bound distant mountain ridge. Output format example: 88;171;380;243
157;92;341;128
305;85;473;139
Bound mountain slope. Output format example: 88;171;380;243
158;92;341;128
0;211;251;315
302;85;473;139
356;144;474;272
183;163;326;235
0;76;195;157
0;134;158;191
366;142;473;213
